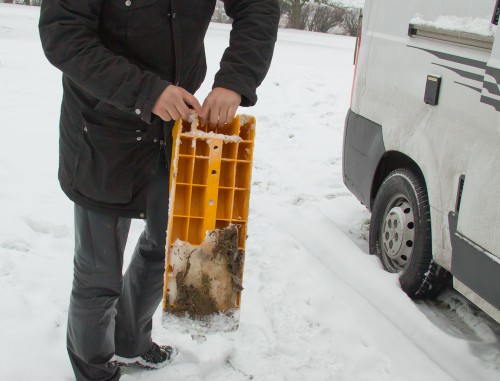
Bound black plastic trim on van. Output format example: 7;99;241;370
342;110;386;210
449;212;500;310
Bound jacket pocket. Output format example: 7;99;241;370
72;118;143;205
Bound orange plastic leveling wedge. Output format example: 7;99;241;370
162;114;255;333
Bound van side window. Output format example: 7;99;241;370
494;0;500;25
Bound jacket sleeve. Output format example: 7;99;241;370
38;0;169;123
216;0;280;106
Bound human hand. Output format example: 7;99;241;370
200;87;242;128
152;85;202;121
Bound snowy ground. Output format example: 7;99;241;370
0;4;499;381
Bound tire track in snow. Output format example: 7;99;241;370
271;205;498;381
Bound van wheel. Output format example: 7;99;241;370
369;169;450;298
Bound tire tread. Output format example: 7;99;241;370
369;169;450;299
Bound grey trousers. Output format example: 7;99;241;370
67;153;169;381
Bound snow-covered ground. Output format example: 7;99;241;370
0;4;499;381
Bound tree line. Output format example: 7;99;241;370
214;0;361;36
1;0;361;36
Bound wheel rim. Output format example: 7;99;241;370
380;194;416;271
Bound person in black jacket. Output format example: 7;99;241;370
39;1;279;380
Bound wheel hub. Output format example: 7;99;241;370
383;207;405;257
381;199;415;270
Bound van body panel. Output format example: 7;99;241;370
456;29;500;258
345;0;500;322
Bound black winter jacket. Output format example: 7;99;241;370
39;0;279;218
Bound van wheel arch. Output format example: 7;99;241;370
370;152;424;211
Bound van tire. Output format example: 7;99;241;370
369;169;450;299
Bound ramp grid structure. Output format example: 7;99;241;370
163;115;256;315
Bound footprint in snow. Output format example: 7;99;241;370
324;192;350;200
291;194;316;206
24;217;70;239
0;258;13;277
320;111;336;118
1;238;31;253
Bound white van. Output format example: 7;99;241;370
343;0;500;323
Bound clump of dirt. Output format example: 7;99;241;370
173;271;218;318
166;225;245;319
213;225;244;293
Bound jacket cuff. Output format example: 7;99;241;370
135;79;171;124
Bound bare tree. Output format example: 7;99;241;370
343;8;360;37
278;0;291;18
305;3;346;33
282;0;329;30
212;1;232;24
